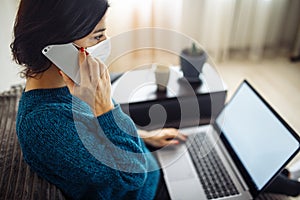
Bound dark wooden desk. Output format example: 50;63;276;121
112;64;227;130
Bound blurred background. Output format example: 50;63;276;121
0;0;300;134
106;0;300;62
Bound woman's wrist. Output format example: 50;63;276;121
138;130;152;145
93;101;114;116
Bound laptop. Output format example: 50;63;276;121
156;80;300;200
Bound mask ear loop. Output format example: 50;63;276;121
72;43;89;56
72;43;84;50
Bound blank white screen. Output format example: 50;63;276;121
216;83;299;190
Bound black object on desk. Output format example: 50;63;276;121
112;64;227;130
109;72;123;84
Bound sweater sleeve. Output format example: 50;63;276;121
19;104;148;197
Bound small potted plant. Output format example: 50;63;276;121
180;42;206;83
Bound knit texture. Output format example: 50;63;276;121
16;87;160;200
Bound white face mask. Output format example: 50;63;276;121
75;38;111;62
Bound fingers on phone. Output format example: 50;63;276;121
60;70;75;91
78;48;86;65
77;50;108;82
94;57;108;78
79;51;92;83
87;57;100;83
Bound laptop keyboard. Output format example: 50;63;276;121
187;133;239;199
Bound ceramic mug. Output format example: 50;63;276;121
154;64;170;92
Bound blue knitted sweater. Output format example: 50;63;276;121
16;87;160;200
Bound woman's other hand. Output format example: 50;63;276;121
139;128;187;148
60;48;114;116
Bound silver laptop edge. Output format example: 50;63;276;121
156;81;300;200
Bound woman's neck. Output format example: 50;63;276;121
25;65;66;92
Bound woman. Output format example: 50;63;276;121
11;0;185;199
11;0;300;199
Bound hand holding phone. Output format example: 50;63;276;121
42;42;114;116
42;39;111;85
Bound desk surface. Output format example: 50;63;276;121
112;63;226;104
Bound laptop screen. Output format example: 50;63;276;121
216;81;299;192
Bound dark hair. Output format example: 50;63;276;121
11;0;109;78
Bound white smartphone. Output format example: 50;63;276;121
42;43;80;85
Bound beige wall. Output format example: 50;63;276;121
0;0;24;92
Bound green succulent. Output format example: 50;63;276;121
184;42;204;56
